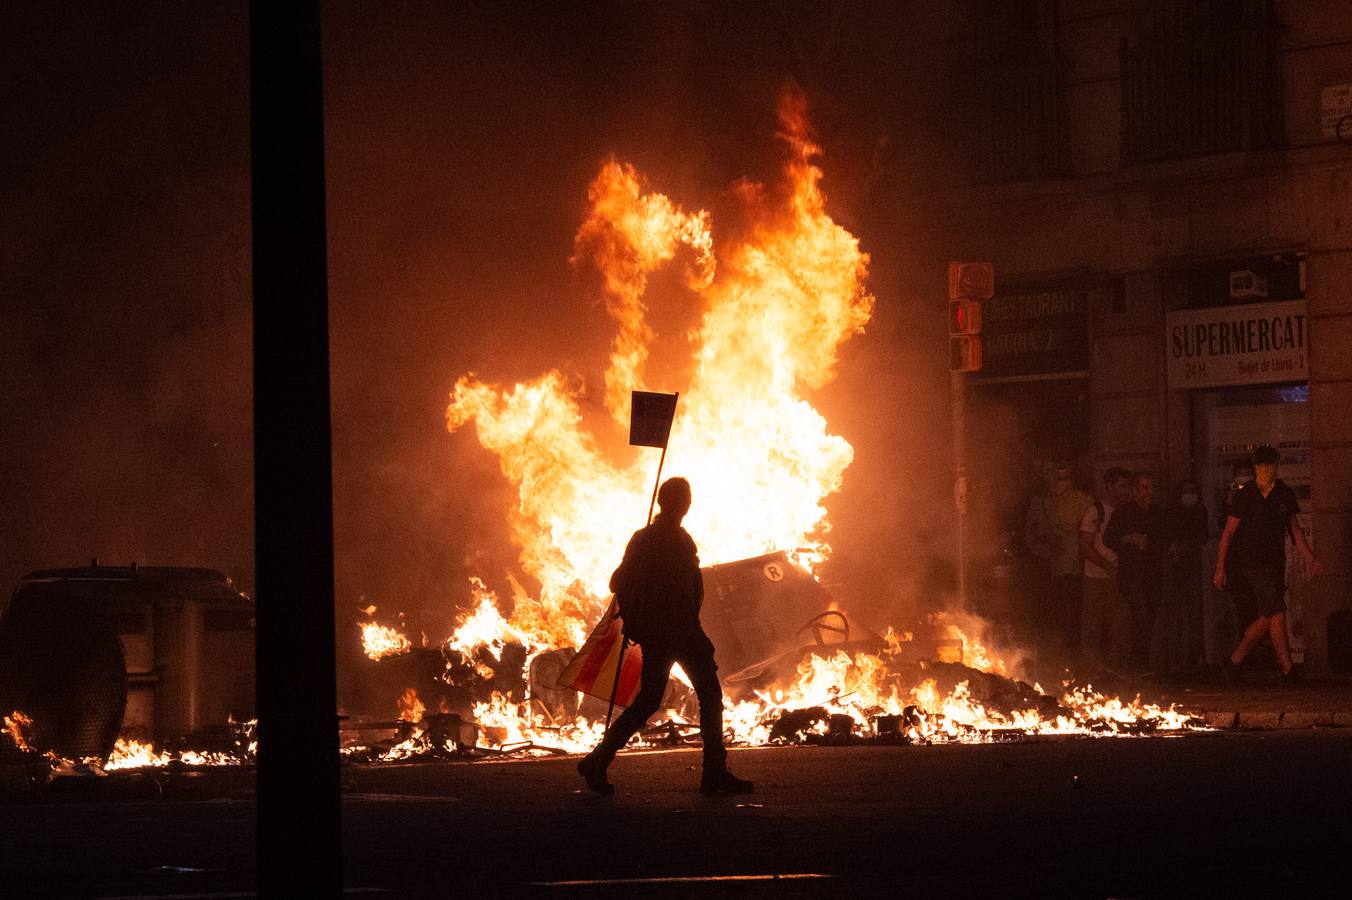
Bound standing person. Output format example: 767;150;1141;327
1104;471;1167;671
1079;467;1134;677
1215;446;1323;683
1163;478;1209;676
577;478;752;796
1025;463;1091;661
1204;466;1253;669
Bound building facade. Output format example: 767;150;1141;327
945;0;1352;669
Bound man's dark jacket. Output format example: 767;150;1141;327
609;514;703;645
1104;501;1166;588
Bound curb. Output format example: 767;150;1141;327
1279;711;1320;729
1198;709;1352;730
1237;711;1282;730
1204;711;1237;729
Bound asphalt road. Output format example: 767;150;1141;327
4;731;1352;898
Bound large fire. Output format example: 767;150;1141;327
446;89;868;611
11;93;1195;776
421;88;1199;755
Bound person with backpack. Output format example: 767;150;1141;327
577;477;753;796
1079;467;1134;677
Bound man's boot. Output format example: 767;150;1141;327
700;767;753;796
577;752;614;795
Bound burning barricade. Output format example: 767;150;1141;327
338;90;1203;762
341;548;1203;764
0;90;1205;785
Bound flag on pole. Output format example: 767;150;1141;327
556;598;645;707
629;390;678;448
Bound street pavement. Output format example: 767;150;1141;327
3;728;1352;897
1132;672;1352;730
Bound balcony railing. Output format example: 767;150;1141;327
980;56;1069;183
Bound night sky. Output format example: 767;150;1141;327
3;2;973;704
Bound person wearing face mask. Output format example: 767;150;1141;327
1025;463;1091;662
1215;445;1324;685
1160;479;1209;677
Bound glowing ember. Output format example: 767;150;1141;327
361;621;413;661
3;710;34;752
397;688;425;724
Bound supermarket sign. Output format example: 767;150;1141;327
1166;300;1308;389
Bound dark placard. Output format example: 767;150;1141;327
629;390;678;448
973;287;1088;379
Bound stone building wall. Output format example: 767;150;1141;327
943;0;1352;668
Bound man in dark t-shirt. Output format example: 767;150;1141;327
1104;471;1167;668
1214;445;1323;682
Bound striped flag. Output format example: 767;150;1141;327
556;598;644;707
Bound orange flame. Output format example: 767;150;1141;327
446;90;871;662
3;710;34;752
422;91;1201;754
397;688;425;724
361;621;413;661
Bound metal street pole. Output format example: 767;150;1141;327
250;1;342;894
952;370;969;610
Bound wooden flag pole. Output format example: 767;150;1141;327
602;613;629;733
604;392;677;733
645;443;668;527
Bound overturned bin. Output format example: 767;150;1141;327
0;563;255;760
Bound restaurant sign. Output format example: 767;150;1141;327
972;287;1089;379
1166;299;1308;389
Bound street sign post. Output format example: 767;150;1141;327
947;262;994;611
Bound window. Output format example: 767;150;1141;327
973;0;1069;182
1120;0;1283;164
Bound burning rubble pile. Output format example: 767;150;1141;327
341;90;1203;763
2;707;255;790
351;603;1201;763
0;94;1201;781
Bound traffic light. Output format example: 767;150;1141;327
948;261;994;300
947;262;993;373
949;299;981;335
950;335;982;372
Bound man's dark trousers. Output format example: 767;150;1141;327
592;629;727;771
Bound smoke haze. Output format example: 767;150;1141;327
2;2;1009;712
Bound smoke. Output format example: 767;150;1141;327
3;2;1051;714
0;1;252;598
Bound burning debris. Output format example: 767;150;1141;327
360;621;412;661
1;707;256;796
2;93;1206;784
332;89;1205;764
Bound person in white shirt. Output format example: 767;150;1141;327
1079;467;1134;676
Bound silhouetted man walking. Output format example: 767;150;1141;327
578;477;752;796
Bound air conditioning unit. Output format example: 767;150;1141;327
1229;269;1269;300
